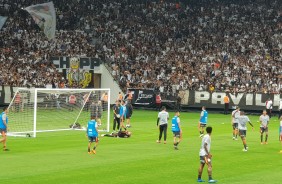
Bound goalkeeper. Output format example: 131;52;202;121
86;116;98;154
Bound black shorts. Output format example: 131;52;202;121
260;127;268;133
173;131;180;137
200;156;211;164
239;130;246;137
126;115;131;119
200;123;206;128
88;136;98;143
0;128;7;133
233;123;238;129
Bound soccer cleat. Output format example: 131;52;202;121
200;134;204;138
235;138;238;141
265;142;268;145
261;142;264;145
3;148;9;151
156;140;161;143
197;179;205;182
88;151;92;154
246;146;249;150
208;179;217;183
164;141;167;144
242;148;248;152
92;150;96;154
232;137;235;140
174;146;179;150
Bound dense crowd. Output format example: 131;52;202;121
1;0;282;96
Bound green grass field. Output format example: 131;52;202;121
1;110;282;184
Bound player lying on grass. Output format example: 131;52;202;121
101;130;131;138
197;126;217;183
86;116;98;154
237;111;254;152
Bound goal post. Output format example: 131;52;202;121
7;88;111;137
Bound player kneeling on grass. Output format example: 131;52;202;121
237;111;254;152
259;110;270;144
171;111;182;150
86;116;98;154
197;126;216;183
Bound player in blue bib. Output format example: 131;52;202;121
198;106;208;138
172;111;182;150
119;100;127;131
0;107;9;151
86;116;98;154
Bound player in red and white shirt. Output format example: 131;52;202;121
69;94;76;111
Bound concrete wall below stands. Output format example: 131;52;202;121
100;64;123;104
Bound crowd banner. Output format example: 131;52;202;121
25;1;56;40
50;56;100;70
127;88;155;105
185;90;282;111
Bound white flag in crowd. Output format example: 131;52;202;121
25;1;56;39
0;16;7;30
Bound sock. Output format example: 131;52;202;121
198;175;201;180
93;146;96;150
176;142;179;146
199;131;202;135
235;134;237;138
174;143;177;146
88;148;90;152
261;135;263;142
265;135;268;142
244;144;247;149
209;175;212;180
233;133;235;137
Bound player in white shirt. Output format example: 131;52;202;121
231;106;240;140
259;110;270;144
197;126;217;183
237;111;254;151
156;106;169;144
265;98;273;118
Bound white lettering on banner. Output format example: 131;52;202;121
245;94;253;105
211;92;225;104
229;93;244;105
4;86;11;104
255;94;265;106
195;91;209;103
193;91;280;107
273;94;282;106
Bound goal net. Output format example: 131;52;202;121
7;88;110;137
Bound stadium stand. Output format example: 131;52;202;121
0;0;282;97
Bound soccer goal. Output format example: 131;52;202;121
7;88;111;137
